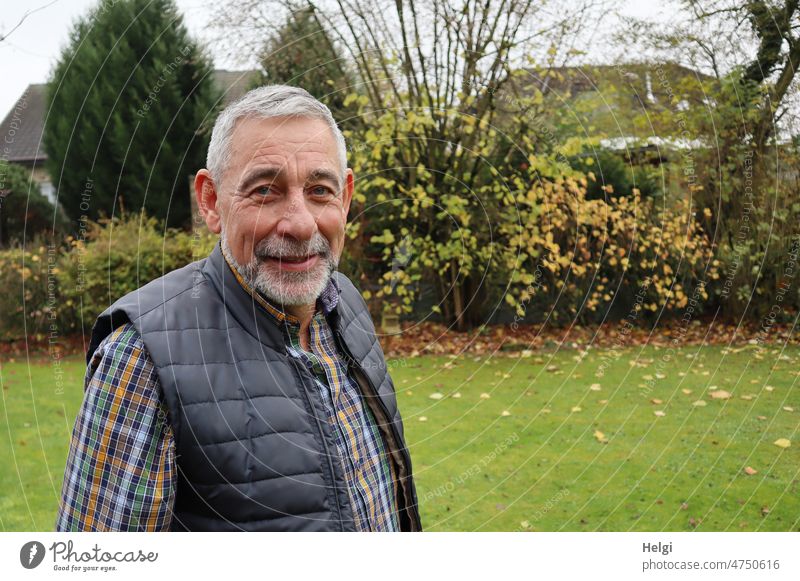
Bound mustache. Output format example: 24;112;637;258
253;233;332;260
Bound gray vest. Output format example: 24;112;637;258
88;243;422;531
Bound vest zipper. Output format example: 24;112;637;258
332;329;422;531
289;357;347;530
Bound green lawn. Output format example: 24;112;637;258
1;345;798;531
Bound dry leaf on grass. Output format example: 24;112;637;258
773;438;791;449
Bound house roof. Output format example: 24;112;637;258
0;71;260;167
0;83;48;164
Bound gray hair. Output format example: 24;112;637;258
206;84;347;186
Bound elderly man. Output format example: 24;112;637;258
56;85;421;532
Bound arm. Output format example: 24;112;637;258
56;323;176;531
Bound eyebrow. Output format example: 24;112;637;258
305;168;342;189
237;166;282;193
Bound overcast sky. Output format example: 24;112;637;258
0;0;669;119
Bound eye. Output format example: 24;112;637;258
254;184;277;197
309;185;334;197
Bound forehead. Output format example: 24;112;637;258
229;116;338;168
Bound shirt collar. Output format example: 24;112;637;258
221;246;340;327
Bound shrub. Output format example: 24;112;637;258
57;214;217;333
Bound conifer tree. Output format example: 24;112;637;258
45;0;219;228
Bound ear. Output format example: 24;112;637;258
195;169;222;234
342;168;354;219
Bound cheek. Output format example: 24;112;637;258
318;212;346;249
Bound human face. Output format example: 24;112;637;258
195;116;353;309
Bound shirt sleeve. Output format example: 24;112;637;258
56;322;176;531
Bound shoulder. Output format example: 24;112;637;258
89;322;158;390
110;256;209;320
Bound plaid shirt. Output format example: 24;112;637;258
56;262;399;532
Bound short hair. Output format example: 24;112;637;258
206;85;347;186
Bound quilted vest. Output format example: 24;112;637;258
88;243;422;532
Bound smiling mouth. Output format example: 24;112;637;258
265;254;321;270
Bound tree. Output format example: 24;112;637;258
255;6;356;120
45;0;219;229
213;0;605;330
618;1;800;318
0;161;65;247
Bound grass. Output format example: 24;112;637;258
1;344;798;531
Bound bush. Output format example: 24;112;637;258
57;214;217;333
0;214;217;341
0;161;67;246
0;243;60;341
501;178;718;325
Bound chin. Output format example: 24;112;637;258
254;260;332;306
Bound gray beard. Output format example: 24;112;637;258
220;229;337;307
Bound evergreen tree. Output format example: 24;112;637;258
45;0;219;228
257;7;355;121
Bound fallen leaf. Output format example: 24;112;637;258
773;438;791;449
590;383;602;391
761;506;770;517
765;385;774;392
655;373;666;379
501;410;511;417
743;466;758;475
451;392;462;399
680;502;689;510
594;430;608;443
571;406;582;413
709;390;732;400
520;350;533;358
540;408;551;414
546;365;559;372
429;392;444;400
782;406;794;412
654;410;666;417
651;398;663;405
692;400;707;407
681;389;693;395
740;395;753;401
599;399;608;404
418;416;428;422
756;415;767;421
480;393;491;399
520;520;531;529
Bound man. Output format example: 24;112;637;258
56;85;422;532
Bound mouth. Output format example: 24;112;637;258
264;254;321;271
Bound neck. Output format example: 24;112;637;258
286;302;316;350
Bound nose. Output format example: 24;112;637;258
274;188;317;241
